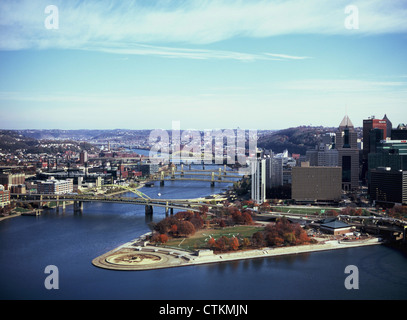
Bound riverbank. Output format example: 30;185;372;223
0;212;22;222
92;233;382;271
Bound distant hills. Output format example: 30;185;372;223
1;126;362;155
0;130;97;154
257;126;345;154
0;130;38;153
15;129;152;142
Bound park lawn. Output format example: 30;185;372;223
163;225;264;251
270;206;341;215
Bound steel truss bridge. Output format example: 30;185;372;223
151;165;243;186
11;166;242;215
11;185;227;216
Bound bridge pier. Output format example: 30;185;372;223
171;166;175;180
55;196;59;212
165;202;169;216
74;201;83;214
160;171;165;186
39;195;44;209
145;205;153;216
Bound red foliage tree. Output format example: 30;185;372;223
207;237;216;248
159;233;169;244
251;231;266;248
214;236;230;252
177;220;196;237
241;212;253;225
170;224;178;236
219;219;226;228
230;237;240;251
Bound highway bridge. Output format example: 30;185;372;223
11;189;226;216
152;165;244;186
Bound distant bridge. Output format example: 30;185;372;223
11;192;226;216
152;165;243;186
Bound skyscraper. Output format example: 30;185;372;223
265;151;283;189
336;115;359;190
369;167;407;206
362;114;393;183
250;150;266;204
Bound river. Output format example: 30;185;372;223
1;163;407;300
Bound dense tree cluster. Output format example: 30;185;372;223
215;206;253;228
208;236;240;252
262;218;311;247
207;218;311;253
153;211;204;238
387;205;407;219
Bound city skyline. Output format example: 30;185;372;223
1;0;407;130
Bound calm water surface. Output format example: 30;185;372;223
1;165;407;300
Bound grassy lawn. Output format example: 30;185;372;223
13;207;33;213
270;206;341;215
163;225;264;251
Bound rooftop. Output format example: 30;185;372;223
321;220;351;229
339;115;354;129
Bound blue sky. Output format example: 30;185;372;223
0;0;406;130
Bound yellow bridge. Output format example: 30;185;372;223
153;164;243;186
11;183;227;216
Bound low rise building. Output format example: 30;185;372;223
320;219;352;235
0;184;11;208
37;177;74;195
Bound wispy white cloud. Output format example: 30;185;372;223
263;53;311;60
278;79;407;93
84;42;308;61
1;0;406;59
2;79;406;130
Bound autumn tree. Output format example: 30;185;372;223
190;213;204;230
242;237;251;248
177;220;196;237
241;211;253;225
219;219;226;228
214;236;230;252
251;231;266;248
159;233;169;244
230;237;239;251
154;216;178;234
170;224;178;237
207;237;216;248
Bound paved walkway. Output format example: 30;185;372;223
92;235;382;271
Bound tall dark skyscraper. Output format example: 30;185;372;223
336;115;359;190
362;115;392;183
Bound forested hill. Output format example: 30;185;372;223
256;126;338;155
0;130;96;154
